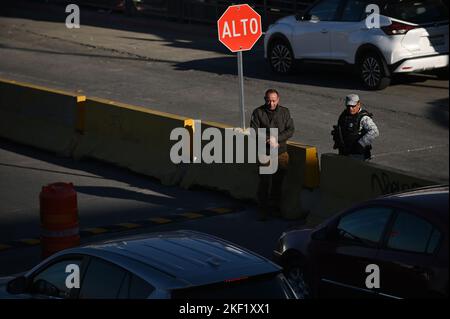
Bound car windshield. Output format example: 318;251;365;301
382;0;449;24
171;272;295;299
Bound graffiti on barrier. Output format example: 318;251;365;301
371;172;423;195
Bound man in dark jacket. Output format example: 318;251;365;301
250;89;295;221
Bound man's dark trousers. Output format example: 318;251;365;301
257;151;289;219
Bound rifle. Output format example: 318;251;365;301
331;125;346;152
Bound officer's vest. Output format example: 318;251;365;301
338;109;373;151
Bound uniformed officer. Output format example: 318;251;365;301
332;94;379;160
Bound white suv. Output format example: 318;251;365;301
264;0;449;89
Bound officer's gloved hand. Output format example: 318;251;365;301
331;126;338;137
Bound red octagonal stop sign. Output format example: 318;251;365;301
217;4;262;53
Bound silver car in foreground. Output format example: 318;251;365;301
0;230;297;299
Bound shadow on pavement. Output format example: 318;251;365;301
1;0;227;54
2;0;446;91
0;139;306;276
428;97;449;129
0;43;172;64
0;138;246;242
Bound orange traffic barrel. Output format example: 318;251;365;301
40;182;80;259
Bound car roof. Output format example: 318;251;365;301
378;185;449;223
62;230;280;288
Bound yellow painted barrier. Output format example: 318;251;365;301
178;120;259;200
178;120;318;219
0;78;320;219
72;97;187;185
287;141;320;189
0;78;85;155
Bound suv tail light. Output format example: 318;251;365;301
381;22;418;35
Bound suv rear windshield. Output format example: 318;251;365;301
171;272;295;299
382;0;449;24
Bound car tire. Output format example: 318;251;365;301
268;40;295;74
359;52;391;90
284;258;312;299
125;0;138;16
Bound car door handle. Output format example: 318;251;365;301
321;29;328;33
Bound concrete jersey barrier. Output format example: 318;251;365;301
0;78;85;156
307;153;440;226
0;78;322;220
178;120;318;219
72;96;187;186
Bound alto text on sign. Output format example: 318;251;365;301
217;4;262;52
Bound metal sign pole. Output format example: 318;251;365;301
237;50;245;129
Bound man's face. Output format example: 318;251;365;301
265;93;279;110
347;101;361;115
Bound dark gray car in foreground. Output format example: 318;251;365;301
1;230;297;299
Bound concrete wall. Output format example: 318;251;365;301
307;153;440;226
3;78;442;225
0;79;319;220
0;78;85;156
72;97;187;186
176;120;318;219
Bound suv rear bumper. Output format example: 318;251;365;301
392;54;449;73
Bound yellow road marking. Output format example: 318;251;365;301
148;217;171;224
19;239;40;245
116;223;140;229
209;208;232;214
180;212;203;219
0;244;12;251
84;228;108;234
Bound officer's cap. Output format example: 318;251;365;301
345;94;360;106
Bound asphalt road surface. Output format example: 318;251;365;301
0;138;303;276
1;1;448;183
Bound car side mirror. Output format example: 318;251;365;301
7;276;28;294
